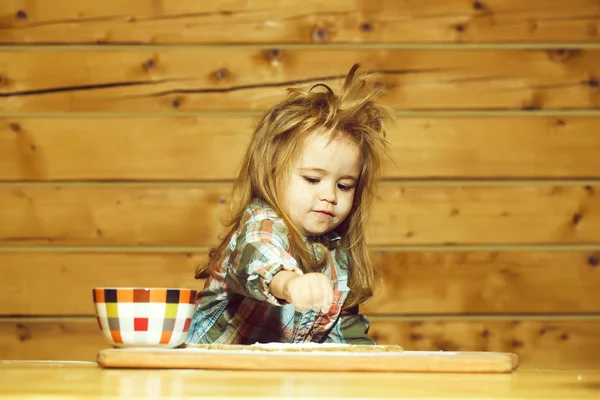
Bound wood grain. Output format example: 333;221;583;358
2;116;600;180
1;317;598;369
1;0;598;43
1;363;599;399
369;318;600;370
1;48;599;112
363;251;600;314
0;252;203;315
96;348;518;373
1;184;598;246
1;251;599;315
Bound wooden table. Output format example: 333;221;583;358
1;361;599;399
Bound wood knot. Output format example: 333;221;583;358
171;98;182;108
481;329;490;338
360;22;374;32
510;339;523;348
410;333;423;341
435;340;457;351
523;104;540;111
16;324;32;342
312;26;329;42
584;185;594;195
0;75;4;84
267;49;280;59
556;118;566;126
587;255;599;267
215;68;229;80
529;20;539;32
219;197;227;205
15;10;28;20
473;1;484;10
455;23;466;32
572;213;582;225
548;49;578;63
9;122;21;133
142;59;155;71
588;77;599;89
560;333;569;341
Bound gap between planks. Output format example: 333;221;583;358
3;110;600;118
2;314;600;323
3;43;600;51
0;244;599;252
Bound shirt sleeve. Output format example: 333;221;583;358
224;215;303;306
324;308;376;345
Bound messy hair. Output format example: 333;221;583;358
196;64;392;309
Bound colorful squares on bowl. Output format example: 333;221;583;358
149;289;166;303
162;318;176;332
160;331;172;344
178;289;196;304
93;289;105;303
134;318;149;331
106;302;119;318
92;287;197;348
133;288;151;303
166;289;180;304
117;288;134;302
183;318;191;332
107;317;120;331
110;329;123;344
104;289;118;303
165;303;178;319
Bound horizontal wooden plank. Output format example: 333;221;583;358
1;184;598;246
370;318;600;370
365;251;600;315
1;251;599;315
0;0;599;43
0;252;204;315
1;49;600;112
2;116;600;180
2;317;599;369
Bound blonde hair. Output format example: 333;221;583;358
196;64;392;309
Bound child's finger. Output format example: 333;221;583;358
321;282;333;313
310;285;323;312
291;284;311;313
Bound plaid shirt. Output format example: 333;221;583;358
185;199;374;345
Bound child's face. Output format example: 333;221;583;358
280;131;361;236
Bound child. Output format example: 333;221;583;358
186;64;392;345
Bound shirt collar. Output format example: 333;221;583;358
248;198;341;243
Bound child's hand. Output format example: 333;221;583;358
270;271;333;314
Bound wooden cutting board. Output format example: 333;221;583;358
97;344;519;373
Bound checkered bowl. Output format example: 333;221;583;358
92;287;197;348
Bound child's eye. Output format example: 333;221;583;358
338;183;354;191
303;176;320;184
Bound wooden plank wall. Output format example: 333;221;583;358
1;0;600;369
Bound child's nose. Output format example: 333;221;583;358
319;186;337;204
